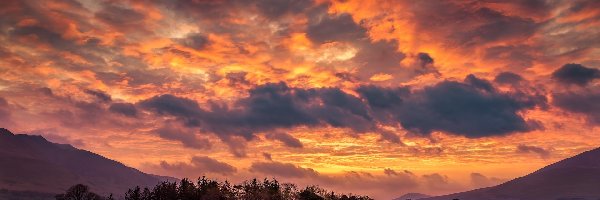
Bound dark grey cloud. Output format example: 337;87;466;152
154;0;234;21
249;161;319;178
176;33;209;50
225;72;250;86
49;101;106;128
484;45;535;69
30;91;140;130
152;124;211;150
39;87;54;96
255;0;315;19
306;13;367;44
551;63;600;86
158;156;237;176
10;26;75;51
411;52;440;76
139;82;375;142
108;103;138;117
95;3;145;28
358;75;546;138
138;94;203;120
84;89;112;102
262;152;273;161
265;132;303;148
553;90;600;125
357;85;408;109
417;53;434;66
494;72;524;85
384;168;401;176
464;74;495;92
460;9;537;45
409;1;540;47
140;75;546;156
398;77;544;137
516;144;551;159
6;22;111;72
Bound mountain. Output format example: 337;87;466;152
424;147;600;200
0;128;175;198
393;192;432;200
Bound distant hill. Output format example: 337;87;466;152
393;192;431;200
0;128;175;197
424;147;600;200
0;189;55;200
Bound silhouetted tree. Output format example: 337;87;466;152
55;184;104;200
298;186;324;200
63;177;373;200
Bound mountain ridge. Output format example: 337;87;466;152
0;128;176;197
422;147;600;200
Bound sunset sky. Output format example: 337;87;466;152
1;0;599;199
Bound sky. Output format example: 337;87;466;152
0;0;599;199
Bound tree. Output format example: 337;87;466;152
62;176;373;200
55;184;104;200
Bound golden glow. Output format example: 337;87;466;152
0;0;598;199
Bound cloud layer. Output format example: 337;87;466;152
0;0;599;199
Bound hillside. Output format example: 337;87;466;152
424;147;600;200
0;128;174;197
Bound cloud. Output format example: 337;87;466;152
484;45;535;69
139;75;547;155
551;63;600;86
9;26;77;52
356;85;408;109
255;0;315;19
139;82;376;143
470;173;506;188
422;173;452;190
155;156;237;177
417;53;434;66
397;77;543;137
152;124;212;150
84;89;112;102
494;72;524;85
358;75;546;137
553;90;600;125
94;3;145;30
265;132;303;148
0;97;12;125
516;144;551;159
138;94;203;120
413;52;439;76
353;39;406;80
175;33;209;50
249;161;319;178
316;168;421;196
409;1;539;47
108;103;138;117
22;128;86;147
262;152;273;161
306;13;367;44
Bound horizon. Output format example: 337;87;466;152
1;0;599;199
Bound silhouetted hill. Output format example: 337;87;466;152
424;147;600;200
0;128;175;197
393;192;431;200
0;189;55;200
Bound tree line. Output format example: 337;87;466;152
55;177;373;200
